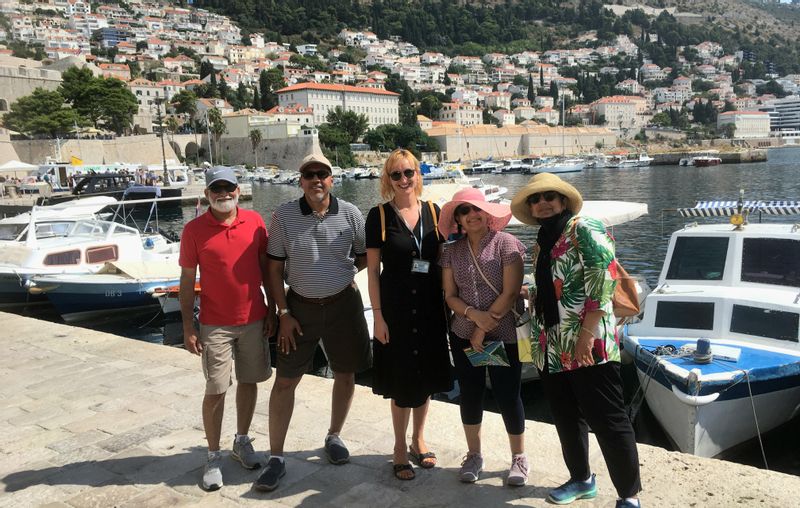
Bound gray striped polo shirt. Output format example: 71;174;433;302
267;195;366;299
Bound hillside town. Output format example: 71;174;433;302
0;0;799;165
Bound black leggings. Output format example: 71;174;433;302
450;335;525;435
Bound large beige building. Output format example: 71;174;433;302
276;82;399;128
590;95;648;133
222;107;312;139
425;124;616;161
438;102;482;126
716;111;771;139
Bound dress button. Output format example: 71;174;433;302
411;251;417;256
411;289;417;295
411;309;417;314
412;350;418;355
412;328;418;333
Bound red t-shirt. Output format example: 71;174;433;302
179;208;268;326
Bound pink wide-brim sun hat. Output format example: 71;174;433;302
438;187;513;237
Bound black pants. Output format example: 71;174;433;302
540;362;641;498
450;335;525;435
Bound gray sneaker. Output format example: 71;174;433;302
253;457;286;492
507;454;529;486
324;434;350;465
459;452;483;483
232;435;264;469
202;451;223;491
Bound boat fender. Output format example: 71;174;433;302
692;338;713;364
670;384;720;406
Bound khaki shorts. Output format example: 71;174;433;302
199;319;272;395
277;285;371;378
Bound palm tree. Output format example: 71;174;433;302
249;129;263;168
165;116;179;142
207;107;226;164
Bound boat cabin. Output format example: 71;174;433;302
629;221;800;346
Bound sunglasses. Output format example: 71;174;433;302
389;168;416;181
301;170;331;180
455;204;482;216
208;182;238;193
527;191;560;205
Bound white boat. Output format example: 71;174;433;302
468;160;501;174
0;197;179;307
493;159;533;174
691;154;722;167
29;259;182;323
622;198;800;458
537;158;586;174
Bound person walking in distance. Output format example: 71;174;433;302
253;153;371;492
179;166;275;491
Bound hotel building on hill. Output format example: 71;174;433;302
276;82;399;128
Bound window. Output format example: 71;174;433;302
741;238;800;287
655;301;715;330
731;305;798;342
86;245;118;264
44;250;81;266
666;237;728;281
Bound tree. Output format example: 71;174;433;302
249;129;263;168
325;107;368;143
172;90;198;118
2;88;83;138
418;95;442;119
207;107;227;163
251;87;261;110
258;69;285;110
165;116;179;139
59;68;137;135
720;123;736;139
527;74;535;102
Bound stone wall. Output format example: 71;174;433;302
11;135;179;165
0;63;62;116
217;133;322;170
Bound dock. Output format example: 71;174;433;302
1;311;797;507
0;182;253;218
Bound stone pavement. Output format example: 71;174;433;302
1;311;798;507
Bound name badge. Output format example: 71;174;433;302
411;259;430;274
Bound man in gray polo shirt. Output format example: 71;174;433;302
254;152;371;492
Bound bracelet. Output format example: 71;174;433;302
580;326;594;337
463;305;474;318
372;307;381;311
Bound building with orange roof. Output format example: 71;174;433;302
277;82;399;128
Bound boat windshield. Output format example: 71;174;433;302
741;238;800;288
666;236;729;281
0;224;27;241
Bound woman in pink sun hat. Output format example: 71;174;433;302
439;187;529;487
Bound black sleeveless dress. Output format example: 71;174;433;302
365;202;453;408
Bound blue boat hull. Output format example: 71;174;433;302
44;279;180;322
624;335;800;456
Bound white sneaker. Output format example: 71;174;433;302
202;451;223;491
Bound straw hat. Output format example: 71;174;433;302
510;173;583;225
438;187;513;237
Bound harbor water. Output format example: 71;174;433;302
12;146;800;474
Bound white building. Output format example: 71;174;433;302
438;102;482;126
716;111;771;138
276;82;399;128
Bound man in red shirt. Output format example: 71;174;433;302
179;166;276;491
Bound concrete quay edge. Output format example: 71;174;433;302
0;311;797;507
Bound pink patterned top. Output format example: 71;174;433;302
441;231;526;343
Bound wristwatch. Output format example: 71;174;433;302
278;308;290;318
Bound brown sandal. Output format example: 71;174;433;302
393;463;415;480
408;446;437;469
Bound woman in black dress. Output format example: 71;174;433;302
365;149;452;480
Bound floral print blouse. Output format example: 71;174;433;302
529;215;620;373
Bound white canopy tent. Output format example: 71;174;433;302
0;160;38;179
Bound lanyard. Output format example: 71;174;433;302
390;201;423;258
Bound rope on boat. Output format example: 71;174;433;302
630;344;770;469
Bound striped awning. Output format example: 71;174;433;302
678;200;800;217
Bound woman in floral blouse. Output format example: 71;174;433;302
510;173;641;508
